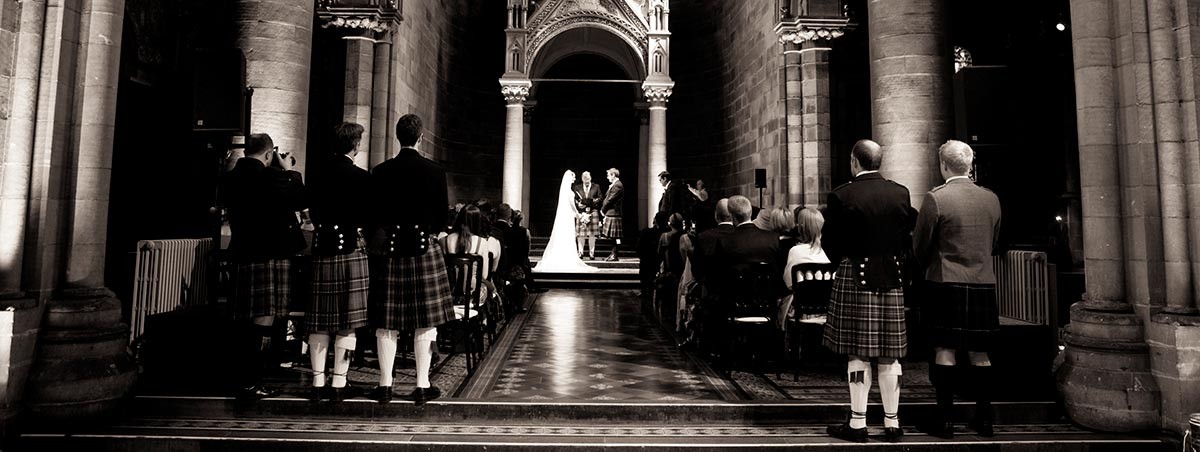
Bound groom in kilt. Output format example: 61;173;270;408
574;171;602;260
223;133;307;399
367;114;454;404
304;122;372;403
821;139;916;442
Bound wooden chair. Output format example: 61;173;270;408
787;262;839;380
714;262;781;373
442;253;487;375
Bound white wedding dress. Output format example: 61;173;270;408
533;170;597;273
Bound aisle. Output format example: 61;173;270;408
460;289;741;400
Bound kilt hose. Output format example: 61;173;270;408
307;237;370;333
233;258;293;320
370;241;455;332
822;258;908;359
576;211;600;237
600;215;623;239
923;281;1000;352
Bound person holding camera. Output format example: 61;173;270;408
222;133;306;400
367;114;454;405
303;123;372;403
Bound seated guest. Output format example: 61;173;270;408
771;206;799;270
656;213;686;322
690;198;734;282
779;207;832;327
494;203;531;312
638;212;669;299
512;210;545;294
713;196;781;277
752;206;774;232
442;204;503;289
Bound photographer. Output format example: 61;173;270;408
223;133;306;400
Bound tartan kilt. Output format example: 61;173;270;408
822;258;908;358
923;282;999;352
307;237;370;332
600;215;623;238
232;259;292;320
576;211;600;236
370;241;454;331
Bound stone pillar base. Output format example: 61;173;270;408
1057;302;1160;432
0;293;42;437
26;288;136;423
1148;313;1200;433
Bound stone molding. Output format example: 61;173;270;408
642;84;673;103
775;17;852;44
526;0;650;71
501;83;532;103
317;0;401;34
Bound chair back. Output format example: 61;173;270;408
790;262;838;315
718;262;776;318
445;253;485;308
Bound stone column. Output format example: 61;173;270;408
343;33;375;169
370;36;393;168
867;0;952;209
234;0;315;173
522;102;534;224
782;41;803;208
25;0;137;421
1;0;45;299
1056;0;1160;433
637;104;649;227
800;41;834;208
778;19;847;209
644;85;672;226
501;80;531;211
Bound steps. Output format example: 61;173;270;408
530;237;641;289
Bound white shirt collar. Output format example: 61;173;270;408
855;170;879;178
945;175;971;183
737;220;754;226
718;221;734;226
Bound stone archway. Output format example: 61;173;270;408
499;0;673;232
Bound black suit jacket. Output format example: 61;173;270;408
223;158;306;262
690;223;735;280
601;180;624;217
306;154;370;229
822;172;916;264
658;180;694;219
497;221;531;270
574;183;602;213
713;223;781;277
369;147;448;248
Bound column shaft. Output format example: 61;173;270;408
503;102;525;211
867;0;952;209
783;42;803;208
343;37;374;170
369;39;392;168
234;0;315;173
647;103;667;226
800;41;833;208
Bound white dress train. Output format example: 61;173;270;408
533;171;597;273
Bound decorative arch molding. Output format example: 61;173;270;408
522;0;650;76
529;21;645;76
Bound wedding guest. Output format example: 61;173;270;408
779;207;831;327
638;212;669;299
442;204;503;311
690;198;734;282
600;168;625;261
223;133;305;400
304;123;371;403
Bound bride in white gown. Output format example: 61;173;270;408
533;170;597;273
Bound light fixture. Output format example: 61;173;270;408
1055;215;1064;222
1056;22;1066;31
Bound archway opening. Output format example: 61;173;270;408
528;53;640;238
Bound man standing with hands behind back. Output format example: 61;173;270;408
574;171;602;260
913;140;1002;438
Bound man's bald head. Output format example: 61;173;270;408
714;198;732;223
851;139;883;172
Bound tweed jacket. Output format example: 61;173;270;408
913;177;1002;284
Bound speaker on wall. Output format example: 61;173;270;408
192;48;247;133
754;168;767;188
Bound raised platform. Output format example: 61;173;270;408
530;237;640;289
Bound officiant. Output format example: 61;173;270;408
574;171;603;260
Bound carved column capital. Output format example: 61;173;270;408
642;83;674;105
317;0;402;35
501;80;532;104
775;17;853;44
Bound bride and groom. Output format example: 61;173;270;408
533;168;624;273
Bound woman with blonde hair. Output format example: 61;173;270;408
779;207;832;326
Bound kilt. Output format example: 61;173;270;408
923;282;999;352
822;258;907;358
233;259;292;320
370;241;454;331
576;211;600;236
600;215;623;239
307;235;370;332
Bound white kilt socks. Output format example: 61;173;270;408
375;328;399;387
847;357;871;429
414;326;438;389
877;360;903;428
307;334;331;388
332;334;356;388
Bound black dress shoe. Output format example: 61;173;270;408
883;427;904;442
329;386;360;403
968;418;994;437
239;384;280;400
919;421;954;439
410;386;443;405
370;385;393;404
309;387;324;403
826;423;868;443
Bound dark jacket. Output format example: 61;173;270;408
690;223;735;280
658;180;694;219
369;147;448;250
821;172;916;264
495;220;531;273
574;182;602;213
602;179;625;217
713;223;781;277
913;177;1002;284
223;158;306;262
306;154;370;229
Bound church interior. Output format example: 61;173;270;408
0;0;1198;449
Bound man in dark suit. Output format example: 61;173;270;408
600;168;625;261
657;171;694;223
573;171;603;260
494;203;531;313
822;139;916;442
368;114;454;405
690;198;734;282
223;133;306;400
712;195;780;276
913;140;1003;438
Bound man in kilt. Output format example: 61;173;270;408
599;168;625;261
821;139;916;442
304;122;372;403
223;133;306;399
368;114;454;404
574;171;602;260
913;140;1002;438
